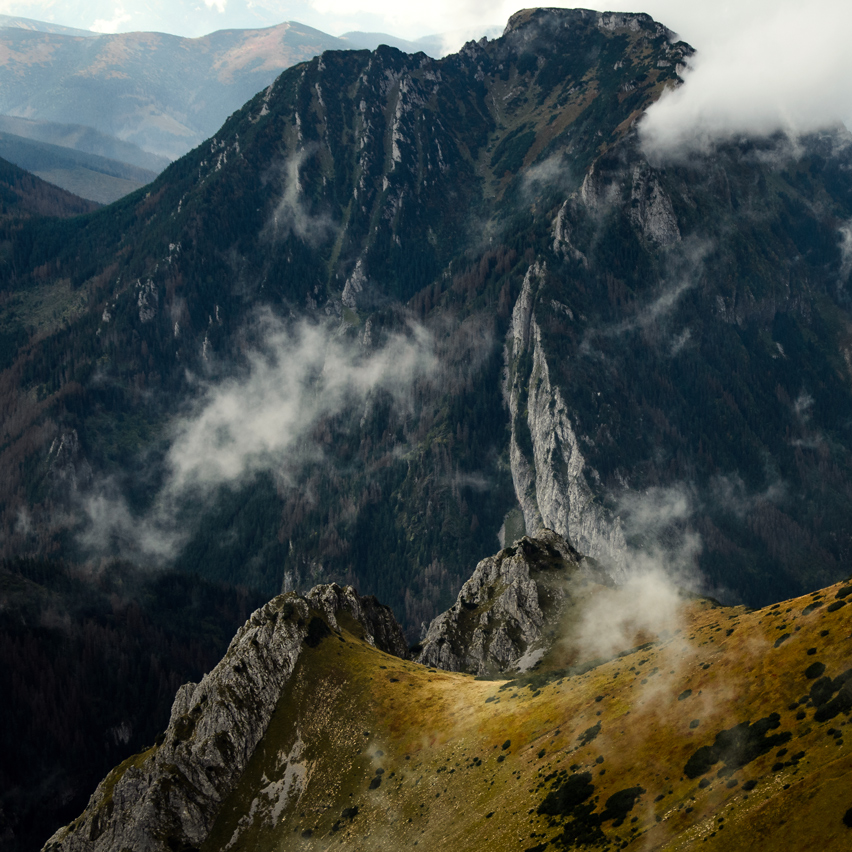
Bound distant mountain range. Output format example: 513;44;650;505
0;115;170;173
0;13;97;37
0;16;453;166
0;131;158;203
0;155;99;220
0;20;343;161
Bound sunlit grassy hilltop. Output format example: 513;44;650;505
49;534;852;851
202;582;852;851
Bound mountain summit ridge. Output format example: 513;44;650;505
43;584;406;852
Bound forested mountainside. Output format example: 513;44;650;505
0;558;265;852
3;7;852;639
0;156;99;221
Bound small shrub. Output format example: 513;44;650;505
305;616;331;647
810;676;835;705
805;662;826;680
600;787;646;824
827;600;847;612
684;714;791;779
578;723;601;746
538;772;595;817
678;689;692;701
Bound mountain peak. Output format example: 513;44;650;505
503;7;676;41
416;529;611;675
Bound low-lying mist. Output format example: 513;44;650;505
78;313;437;566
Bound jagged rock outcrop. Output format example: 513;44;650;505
46;429;92;496
42;584;406;852
505;264;628;577
416;529;610;675
304;583;409;657
629;163;681;246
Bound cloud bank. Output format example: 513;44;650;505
639;0;852;160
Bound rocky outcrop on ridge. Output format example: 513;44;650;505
415;529;611;675
304;583;409;657
42;585;406;852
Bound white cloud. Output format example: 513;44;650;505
166;316;434;492
90;7;131;33
203;0;227;12
79;314;436;563
265;148;336;246
639;0;852;159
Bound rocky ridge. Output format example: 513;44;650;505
40;530;852;852
42;585;405;852
416;528;610;674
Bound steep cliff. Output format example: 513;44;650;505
42;585;405;852
416;529;611;674
505;264;628;577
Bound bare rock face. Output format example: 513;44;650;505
504;264;628;577
629;163;681;246
415;529;610;675
42;584;406;852
304;583;409;658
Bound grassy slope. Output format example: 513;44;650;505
179;581;852;851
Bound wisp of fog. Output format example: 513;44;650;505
80;314;436;564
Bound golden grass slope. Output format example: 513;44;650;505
192;580;852;851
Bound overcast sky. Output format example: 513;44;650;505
1;1;850;153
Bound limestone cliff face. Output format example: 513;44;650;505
416;529;608;675
628;163;681;247
42;585;406;852
505;264;628;578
